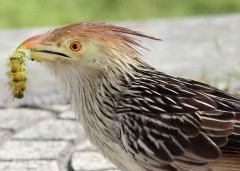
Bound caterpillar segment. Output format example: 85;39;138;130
7;48;31;99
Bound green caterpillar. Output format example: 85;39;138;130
7;48;31;99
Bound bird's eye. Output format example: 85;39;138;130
70;41;81;52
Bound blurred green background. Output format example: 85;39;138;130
1;0;240;29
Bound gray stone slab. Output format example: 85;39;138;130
71;151;117;171
0;108;54;130
47;105;71;113
14;119;83;140
0;160;59;171
71;140;118;171
0;140;67;160
4;92;69;108
0;129;11;137
75;140;96;151
1;14;240;105
0;129;13;145
59;111;76;120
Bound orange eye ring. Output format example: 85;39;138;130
70;41;81;52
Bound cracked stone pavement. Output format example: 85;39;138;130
1;14;240;171
0;107;118;171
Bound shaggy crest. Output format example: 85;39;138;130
46;22;161;57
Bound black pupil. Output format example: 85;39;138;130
72;43;78;49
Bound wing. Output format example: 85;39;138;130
115;71;240;171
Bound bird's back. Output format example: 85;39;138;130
114;68;240;171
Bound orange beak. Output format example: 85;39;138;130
19;34;46;49
17;34;69;61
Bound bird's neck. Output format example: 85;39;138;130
44;59;154;140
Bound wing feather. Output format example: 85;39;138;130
115;71;240;170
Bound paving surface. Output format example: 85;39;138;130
1;14;240;170
0;106;118;171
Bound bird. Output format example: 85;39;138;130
15;22;240;171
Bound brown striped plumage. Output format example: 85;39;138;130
116;69;240;170
17;22;240;171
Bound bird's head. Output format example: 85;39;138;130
14;22;160;100
19;23;159;77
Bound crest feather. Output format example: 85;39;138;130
48;22;161;57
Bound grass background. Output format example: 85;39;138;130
1;0;240;29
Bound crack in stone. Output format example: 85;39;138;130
0;107;65;145
0;128;15;133
57;138;88;171
57;118;77;121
